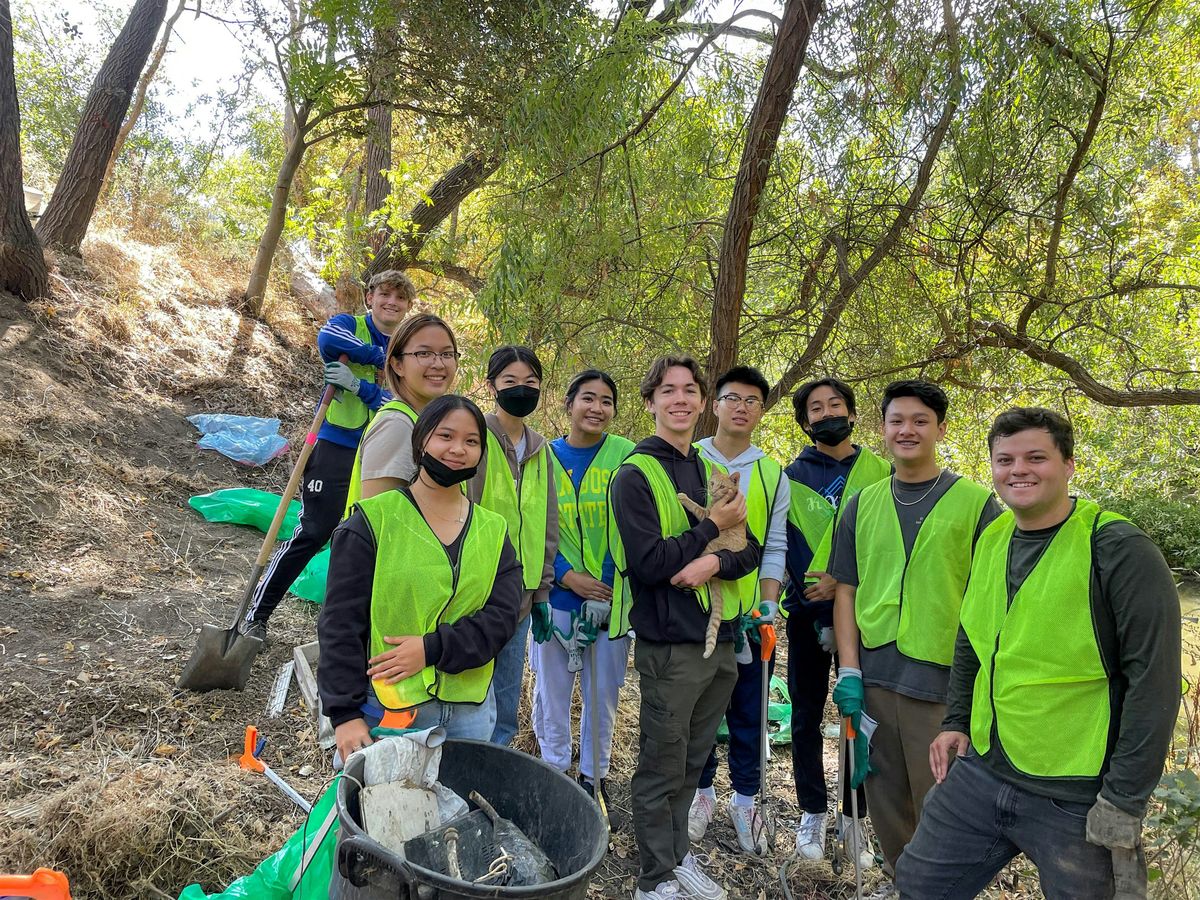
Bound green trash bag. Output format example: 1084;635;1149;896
189;488;330;604
716;675;792;745
177;781;340;900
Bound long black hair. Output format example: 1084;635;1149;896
486;345;543;383
411;394;488;467
565;368;618;409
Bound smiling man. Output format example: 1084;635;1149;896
896;407;1181;900
829;380;1000;896
610;356;762;900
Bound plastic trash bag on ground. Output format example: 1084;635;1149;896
188;488;329;603
716;674;792;745
188;414;289;466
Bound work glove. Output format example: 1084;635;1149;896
324;361;360;397
832;667;865;728
577;616;599;648
580;599;611;628
815;623;836;655
734;617;754;664
756;600;778;624
846;718;872;790
1086;795;1147;899
530;603;554;645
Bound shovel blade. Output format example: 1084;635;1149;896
176;623;263;692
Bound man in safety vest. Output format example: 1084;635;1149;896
830;379;1000;895
896;407;1181;899
240;270;413;638
783;377;890;866
687;365;790;855
610;355;762;900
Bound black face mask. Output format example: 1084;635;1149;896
495;385;540;418
808;416;854;446
420;453;477;487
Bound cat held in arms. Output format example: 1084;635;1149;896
676;470;746;658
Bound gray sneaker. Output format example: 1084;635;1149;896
239;619;267;643
634;879;683;900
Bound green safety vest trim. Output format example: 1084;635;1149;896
961;500;1125;778
343;399;419;519
610;452;738;637
551;434;635;623
358;490;507;709
695;449;783;613
854;475;992;666
478;429;550;592
324;315;378;431
785;447;891;597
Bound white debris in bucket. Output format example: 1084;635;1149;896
361;783;443;849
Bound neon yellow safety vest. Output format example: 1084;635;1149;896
551;434;635;616
854;475;992;666
342;399;419;519
610;453;743;636
694;449;784;613
788;447;891;572
478;429;550;592
324;315;378;431
357;490;507;710
961;500;1125;778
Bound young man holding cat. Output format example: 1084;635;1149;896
687;365;790;855
610;356;762;900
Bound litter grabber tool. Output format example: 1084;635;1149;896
846;716;864;900
177;356;346;692
752;605;777;856
0;868;71;900
239;724;313;813
587;642;609;834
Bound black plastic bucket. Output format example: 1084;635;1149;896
331;738;607;899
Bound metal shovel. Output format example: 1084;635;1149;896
177;376;339;692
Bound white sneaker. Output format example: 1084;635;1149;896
674;852;726;900
687;790;715;842
726;795;766;855
795;810;827;860
634;879;683;899
842;818;879;871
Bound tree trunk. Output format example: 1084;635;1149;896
245;103;311;315
99;0;186;200
35;0;167;253
0;0;48;300
698;0;823;436
363;102;392;224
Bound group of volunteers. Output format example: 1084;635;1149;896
253;271;1181;900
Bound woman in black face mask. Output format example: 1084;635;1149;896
318;395;524;763
465;345;559;748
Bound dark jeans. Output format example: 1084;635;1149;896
632;639;738;891
786;609;868;817
245;439;356;624
896;755;1116;900
699;647;775;797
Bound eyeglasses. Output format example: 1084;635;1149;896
717;393;763;409
398;350;461;365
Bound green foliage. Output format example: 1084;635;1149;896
1146;766;1200;896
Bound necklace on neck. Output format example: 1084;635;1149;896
892;468;944;506
416;478;468;523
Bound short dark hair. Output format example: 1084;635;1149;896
565;369;618;409
881;379;948;423
486;345;543;383
714;366;769;402
640;355;707;401
792;377;856;427
411;394;488;466
988;407;1074;459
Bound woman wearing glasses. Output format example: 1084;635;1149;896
466;345;559;746
344;313;461;511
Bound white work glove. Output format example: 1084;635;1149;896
757;600;778;624
816;624;836;655
324;361;360;395
580;599;611;628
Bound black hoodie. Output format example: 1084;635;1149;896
610;436;762;644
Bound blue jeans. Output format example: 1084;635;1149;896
490;612;531;746
896;754;1115;900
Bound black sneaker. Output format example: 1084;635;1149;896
578;774;625;830
239;619;268;644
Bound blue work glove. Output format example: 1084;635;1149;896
580;599;611;628
530;603;554;644
324;361;360;397
756;600;778;624
815;623;836;655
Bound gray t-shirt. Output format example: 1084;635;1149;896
358;409;418;484
829;471;1002;702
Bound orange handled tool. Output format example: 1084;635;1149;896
750;607;777;660
0;868;71;899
